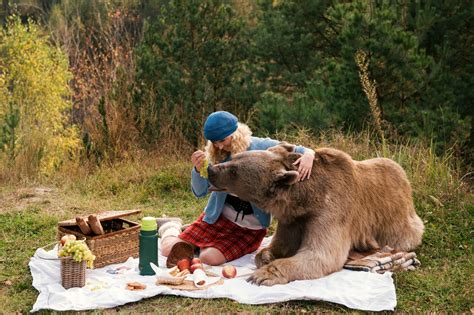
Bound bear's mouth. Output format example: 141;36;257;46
208;184;227;192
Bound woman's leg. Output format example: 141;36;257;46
199;247;226;265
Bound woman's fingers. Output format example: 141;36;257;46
299;169;307;181
191;151;205;165
293;154;314;181
292;157;302;166
196;160;203;171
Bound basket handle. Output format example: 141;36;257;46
35;241;60;260
35;238;88;260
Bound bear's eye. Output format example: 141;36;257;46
229;168;237;176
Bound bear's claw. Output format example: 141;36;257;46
246;264;289;286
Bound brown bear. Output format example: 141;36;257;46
207;143;424;286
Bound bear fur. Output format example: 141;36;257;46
207;143;424;286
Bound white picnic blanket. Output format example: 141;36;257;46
29;238;396;312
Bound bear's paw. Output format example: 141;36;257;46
247;263;289;286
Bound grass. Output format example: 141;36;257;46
0;131;472;313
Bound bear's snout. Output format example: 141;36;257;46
207;164;225;192
207;164;217;179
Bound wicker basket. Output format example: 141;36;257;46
61;257;86;289
57;210;141;268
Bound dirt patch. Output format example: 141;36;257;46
0;187;59;213
0;186;130;218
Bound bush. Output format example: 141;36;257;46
135;0;254;147
0;16;80;179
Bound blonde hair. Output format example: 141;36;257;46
205;123;252;164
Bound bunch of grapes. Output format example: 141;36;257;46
200;157;209;178
58;240;96;268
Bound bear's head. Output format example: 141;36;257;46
207;143;302;207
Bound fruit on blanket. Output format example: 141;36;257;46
191;257;201;265
60;234;76;246
177;258;191;272
222;265;237;278
190;263;204;274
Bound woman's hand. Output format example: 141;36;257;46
293;149;315;181
191;150;206;172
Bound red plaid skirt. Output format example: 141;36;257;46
178;212;267;262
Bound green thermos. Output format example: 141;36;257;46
139;216;158;275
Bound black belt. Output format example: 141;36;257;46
225;194;253;222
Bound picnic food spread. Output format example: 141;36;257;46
53;211;231;291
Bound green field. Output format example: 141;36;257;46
1;136;472;313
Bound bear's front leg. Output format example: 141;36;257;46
249;234;351;286
249;254;320;286
254;219;305;268
254;248;275;268
248;254;336;286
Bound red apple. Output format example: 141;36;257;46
177;258;191;272
190;263;204;274
191;257;201;265
60;234;76;246
222;265;237;279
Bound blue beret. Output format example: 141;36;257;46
204;111;238;142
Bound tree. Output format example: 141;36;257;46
252;0;464;148
252;0;335;92
135;0;252;146
0;16;80;177
405;0;473;156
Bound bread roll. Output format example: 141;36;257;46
75;217;92;235
88;214;105;235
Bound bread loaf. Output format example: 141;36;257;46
75;217;92;235
88;214;105;235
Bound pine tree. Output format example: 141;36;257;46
135;0;252;146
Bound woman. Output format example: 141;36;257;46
160;111;315;266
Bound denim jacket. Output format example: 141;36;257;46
190;137;310;228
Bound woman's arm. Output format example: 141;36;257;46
191;167;209;197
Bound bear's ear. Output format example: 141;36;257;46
287;152;302;165
277;142;295;152
315;149;340;164
273;169;299;186
268;142;296;155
